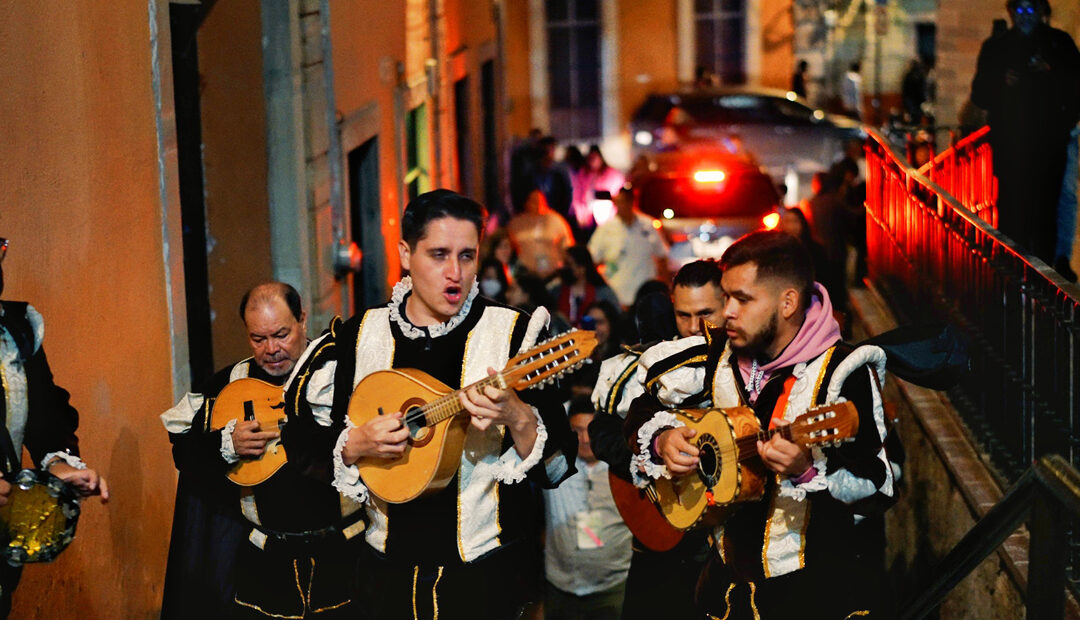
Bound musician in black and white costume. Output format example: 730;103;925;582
287;190;576;619
588;260;727;620
626;232;900;619
0;238;108;618
161;282;359;619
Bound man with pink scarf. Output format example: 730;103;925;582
624;231;899;618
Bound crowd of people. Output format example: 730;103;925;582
147;177;903;620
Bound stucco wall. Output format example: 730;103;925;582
331;0;408;302
199;0;274;367
0;2;178;616
618;0;679;131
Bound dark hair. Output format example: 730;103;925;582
538;136;558;149
720;231;816;310
514;274;556;313
797;59;808;71
634;291;677;343
1006;0;1046;11
563;145;585;172
401;189;487;248
673;259;723;290
564;245;607;288
239;282;303;322
479;257;510;302
568;394;595;417
586;144;608;171
780;207;814;245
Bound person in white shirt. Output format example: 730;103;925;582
587;185;668;307
543;397;632;620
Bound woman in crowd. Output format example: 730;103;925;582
550;246;620;329
571;145;625;239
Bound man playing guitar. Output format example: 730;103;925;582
627;232;900;618
287;190;576;619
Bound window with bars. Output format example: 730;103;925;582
546;0;601;140
694;0;746;85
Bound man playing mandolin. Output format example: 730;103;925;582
287;189;577;619
161;282;358;618
627;231;900;618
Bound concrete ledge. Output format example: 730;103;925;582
849;284;1080;619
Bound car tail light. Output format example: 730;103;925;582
762;212;780;230
693;170;726;184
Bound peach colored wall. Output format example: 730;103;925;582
619;0;679;130
759;0;794;89
331;0;408;293
0;2;178;617
199;0;274;367
504;0;534;139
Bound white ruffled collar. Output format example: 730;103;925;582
388;276;480;340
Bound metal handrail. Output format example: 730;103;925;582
901;455;1080;619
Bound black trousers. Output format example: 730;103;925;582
232;535;359;619
621;542;707;620
0;563;20;619
359;543;533;620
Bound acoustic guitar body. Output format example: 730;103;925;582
209;378;289;487
608;472;684;551
653;407;767;530
349;369;471;504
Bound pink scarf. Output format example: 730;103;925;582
736;283;841;404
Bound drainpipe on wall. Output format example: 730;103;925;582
428;0;443;188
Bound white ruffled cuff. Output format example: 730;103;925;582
634;411;685;482
41;451;86;471
219;419;240;464
332;419;369;502
777;446;828;501
629;452;655;488
489;406;547;484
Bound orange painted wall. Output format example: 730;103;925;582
330;0;408;294
619;0;679;130
0;2;177;616
199;0;274;367
759;0;794;89
504;0;534;139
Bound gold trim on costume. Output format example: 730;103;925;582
798;500;812;569
844;612;871;618
760;484;779;578
412;565;420;620
718;582;736;620
748;582;761;620
233;597;304;619
645;354;708;390
432;566;444;620
811;347;836;404
606;359;640;414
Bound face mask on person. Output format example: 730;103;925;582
480;278;503;298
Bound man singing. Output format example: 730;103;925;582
289;189;576;619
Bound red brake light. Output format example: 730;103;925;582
763;212;780;230
693;170;727;184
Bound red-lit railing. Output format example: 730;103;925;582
867;126;1080;593
916;126;998;228
865;128;1079;482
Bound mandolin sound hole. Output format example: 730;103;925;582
696;434;721;487
405;405;430;443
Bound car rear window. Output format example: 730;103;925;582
636;171;778;219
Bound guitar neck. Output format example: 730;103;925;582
733;426;794;464
419;373;509;426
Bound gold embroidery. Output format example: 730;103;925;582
810;347;836;404
233;597;304;619
760;484;779;578
606;359;639;414
292;339;334;427
748;582;761;620
718;582;736;620
844;612;871;618
432;566;444;620
308;556;353;613
645;354;708;390
412;565;420;620
798;499;811;570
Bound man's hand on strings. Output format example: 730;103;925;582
757;420;812;477
342;413;410;465
656;427;699;476
459;368;534;433
232;420;279;457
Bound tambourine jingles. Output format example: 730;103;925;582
0;469;80;566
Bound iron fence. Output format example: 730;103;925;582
916;126;998;229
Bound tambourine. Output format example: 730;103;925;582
0;469;80;565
